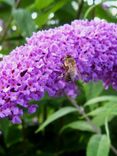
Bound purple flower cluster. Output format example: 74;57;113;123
0;19;117;123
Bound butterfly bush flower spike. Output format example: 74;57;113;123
0;19;117;123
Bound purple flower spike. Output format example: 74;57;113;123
0;19;117;123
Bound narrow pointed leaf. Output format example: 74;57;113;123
36;107;77;133
85;96;117;107
87;134;110;156
33;0;55;10
60;121;94;133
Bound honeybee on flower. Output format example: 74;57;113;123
63;55;82;81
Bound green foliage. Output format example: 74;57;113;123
84;81;104;100
87;134;110;156
60;120;94;133
31;0;55;10
85;95;117;107
34;0;70;27
12;8;36;37
0;0;117;156
36;106;77;132
0;0;15;6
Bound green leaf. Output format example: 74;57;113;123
0;0;15;6
84;4;97;19
12;8;36;37
4;0;15;6
92;114;113;127
36;106;77;133
85;96;117;107
95;5;117;23
87;101;117;116
89;102;117;126
60;121;94;133
35;12;50;28
55;2;76;24
35;0;69;27
84;81;103;100
87;134;110;156
86;107;105;116
84;1;117;22
32;0;55;10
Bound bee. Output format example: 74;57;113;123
63;55;82;81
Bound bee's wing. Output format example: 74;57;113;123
77;68;82;80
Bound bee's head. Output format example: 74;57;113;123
64;55;76;66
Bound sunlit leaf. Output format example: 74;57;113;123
12;8;36;37
35;0;69;27
60;121;94;133
87;134;110;156
95;5;117;23
84;81;103;100
92;114;113;127
87;101;117;116
36;107;77;133
89;102;117;126
84;4;97;19
85;96;117;107
0;0;15;6
31;0;55;10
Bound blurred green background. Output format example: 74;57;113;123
0;0;117;156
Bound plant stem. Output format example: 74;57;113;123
67;96;117;156
111;145;117;155
67;96;101;134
